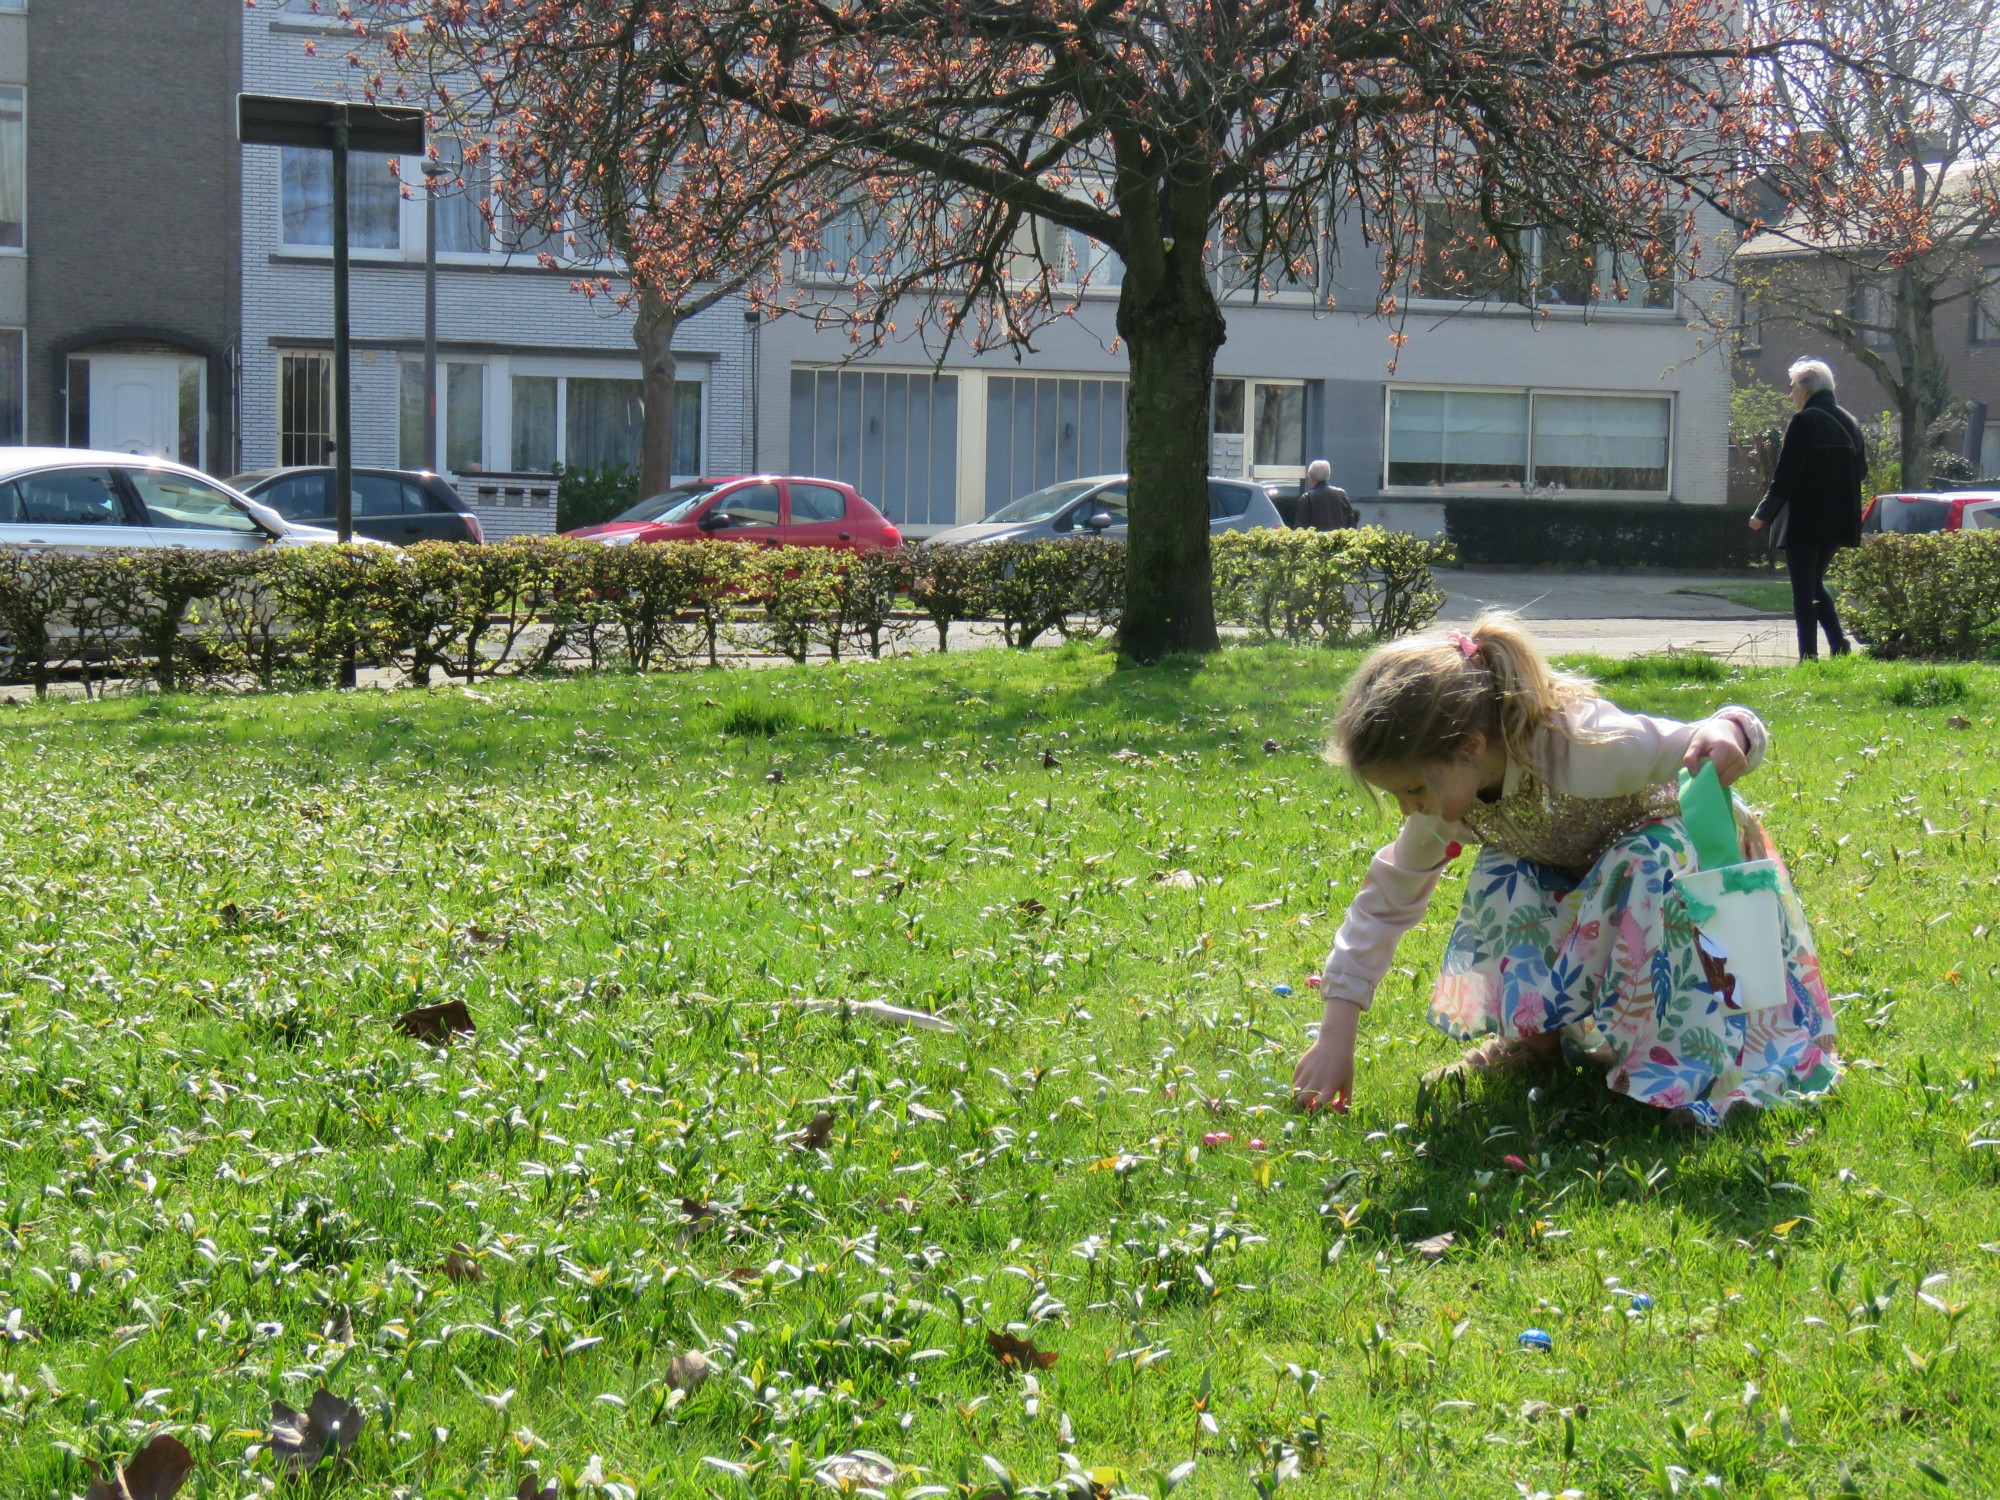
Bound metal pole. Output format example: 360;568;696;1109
424;160;440;472
331;108;353;545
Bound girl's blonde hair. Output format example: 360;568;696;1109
1330;611;1599;774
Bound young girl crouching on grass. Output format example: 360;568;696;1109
1291;614;1840;1128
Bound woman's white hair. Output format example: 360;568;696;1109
1788;358;1836;396
1306;458;1332;483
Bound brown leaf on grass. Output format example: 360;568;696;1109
516;1475;560;1500
84;1433;195;1500
464;925;508;948
269;1389;365;1474
986;1329;1059;1371
1410;1232;1457;1262
793;1109;836;1150
1015;897;1047;916
392;999;476;1045
666;1349;711;1392
1040;749;1060;769
219;901;242;930
442;1243;486;1283
1947;715;1971;730
766;768;785;783
725;1266;763;1282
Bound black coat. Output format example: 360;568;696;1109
1297;481;1356;531
1753;390;1866;551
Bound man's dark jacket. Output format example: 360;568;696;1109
1298;480;1357;531
1752;389;1866;550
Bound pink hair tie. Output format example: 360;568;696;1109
1447;630;1481;661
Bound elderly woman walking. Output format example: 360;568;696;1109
1749;358;1867;661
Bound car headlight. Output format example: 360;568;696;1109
597;532;640;546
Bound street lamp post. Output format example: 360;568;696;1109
423;159;444;473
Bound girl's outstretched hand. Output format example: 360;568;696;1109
1682;719;1750;786
1292;1003;1359;1113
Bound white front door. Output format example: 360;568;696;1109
89;356;199;463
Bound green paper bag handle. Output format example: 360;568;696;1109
1677;760;1741;870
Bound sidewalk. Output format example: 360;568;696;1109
1436;570;1795;665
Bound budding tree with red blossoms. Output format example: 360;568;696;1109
372;0;1896;654
1739;0;2000;491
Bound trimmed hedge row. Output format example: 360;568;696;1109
0;528;1450;696
1444;499;1771;569
1829;530;2000;660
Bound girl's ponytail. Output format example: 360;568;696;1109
1330;611;1598;774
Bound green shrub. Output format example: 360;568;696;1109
1882;667;1972;708
0;547;86;697
554;463;640;532
757;546;848;664
1443;499;1768;568
1211;527;1455;643
905;542;983;652
972;538;1126;649
832;548;913;659
1830;531;2000;661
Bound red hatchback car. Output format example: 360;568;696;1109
566;476;902;553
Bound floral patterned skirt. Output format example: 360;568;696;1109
1429;814;1839;1127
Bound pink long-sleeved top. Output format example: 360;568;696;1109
1319;698;1769;1010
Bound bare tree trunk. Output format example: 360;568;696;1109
634;286;682;501
1116;238;1225;658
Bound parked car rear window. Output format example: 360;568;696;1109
789;483;847;523
15;469;129;526
711;483;781;528
256;473;332;521
354;474;415;517
1208;481;1255;519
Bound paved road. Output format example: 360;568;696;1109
1437;570;1795;665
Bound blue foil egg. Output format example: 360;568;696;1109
1518;1328;1554;1352
1627;1293;1653;1313
1273;983;1293;997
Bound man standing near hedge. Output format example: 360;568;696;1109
1749;358;1865;660
1297;460;1357;531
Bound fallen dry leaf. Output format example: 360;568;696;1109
986;1329;1059;1371
516;1475;560;1500
392;1000;476;1045
666;1349;711;1392
793;1109;836;1150
1040;749;1060;768
766;768;785;783
1015;897;1047;916
1410;1232;1457;1262
463;925;508;948
678;1198;719;1240
1947;715;1971;730
85;1433;195;1500
442;1243;486;1283
269;1389;365;1475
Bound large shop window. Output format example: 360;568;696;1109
790;369;960;528
1386;386;1671;495
281;146;402;249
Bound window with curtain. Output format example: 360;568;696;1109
446;363;485;472
433;140;491;255
399;362;428;469
1974;281;2000;345
1253;384;1304;469
0;87;24;251
1386;388;1529;487
565;378;644;472
282;146;401;249
512;375;558;472
1529;394;1671;492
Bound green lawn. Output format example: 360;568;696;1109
1;646;1995;1500
1670;581;1798;614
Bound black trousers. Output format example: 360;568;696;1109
1785;540;1849;659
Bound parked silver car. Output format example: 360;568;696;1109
929;473;1285;545
0;449;381;553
